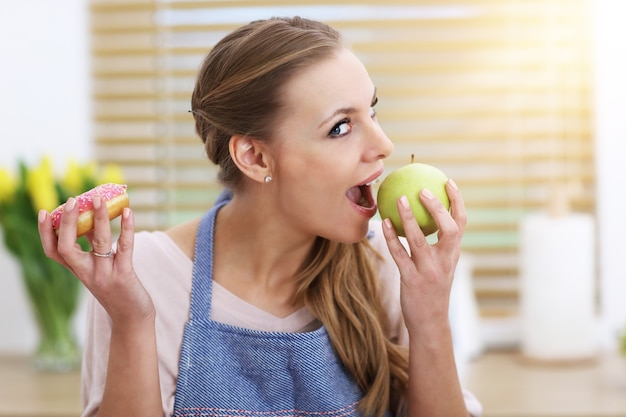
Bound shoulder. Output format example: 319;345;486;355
133;226;193;271
164;217;201;261
133;229;190;265
132;230;194;304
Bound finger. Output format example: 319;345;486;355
56;198;84;260
431;180;466;251
381;217;416;276
90;196;114;258
417;187;459;244
446;178;467;233
38;209;65;265
113;207;135;272
397;195;428;252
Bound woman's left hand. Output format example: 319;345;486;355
381;179;467;335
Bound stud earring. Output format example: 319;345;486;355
264;175;272;183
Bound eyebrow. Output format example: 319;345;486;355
318;87;378;129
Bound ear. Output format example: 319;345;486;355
229;135;272;184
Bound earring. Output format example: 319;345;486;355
264;175;272;183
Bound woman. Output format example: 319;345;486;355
39;16;481;417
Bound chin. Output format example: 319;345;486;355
328;221;371;244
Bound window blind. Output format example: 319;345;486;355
90;0;594;319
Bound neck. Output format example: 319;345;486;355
211;192;316;315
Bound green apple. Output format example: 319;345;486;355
376;161;450;236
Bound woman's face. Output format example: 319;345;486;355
268;48;394;243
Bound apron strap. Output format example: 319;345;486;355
189;195;230;320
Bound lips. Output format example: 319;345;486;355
345;170;383;215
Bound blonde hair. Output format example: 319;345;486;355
191;16;409;416
296;237;409;416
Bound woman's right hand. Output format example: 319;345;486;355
38;195;155;325
41;196;164;417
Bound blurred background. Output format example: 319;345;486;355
0;1;625;416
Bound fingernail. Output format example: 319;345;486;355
38;210;47;223
93;196;101;209
421;188;434;199
383;218;393;229
399;195;410;208
66;197;76;210
448;178;459;190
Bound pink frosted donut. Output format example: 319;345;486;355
50;183;129;237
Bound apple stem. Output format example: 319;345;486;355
411;154;415;164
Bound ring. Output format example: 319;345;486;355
91;249;114;258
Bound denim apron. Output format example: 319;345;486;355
172;199;379;417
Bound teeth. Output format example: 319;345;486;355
364;178;380;187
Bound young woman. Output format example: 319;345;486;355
39;16;481;417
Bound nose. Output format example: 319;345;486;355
364;122;394;161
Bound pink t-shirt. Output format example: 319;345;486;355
80;220;481;417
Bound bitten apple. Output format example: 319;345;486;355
377;160;450;236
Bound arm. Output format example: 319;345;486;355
381;180;469;416
406;316;466;416
98;314;161;416
39;196;163;417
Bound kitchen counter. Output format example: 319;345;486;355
464;351;626;417
0;355;81;417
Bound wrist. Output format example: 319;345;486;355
407;318;453;347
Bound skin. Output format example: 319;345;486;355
38;47;469;416
383;190;468;416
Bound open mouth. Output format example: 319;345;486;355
346;180;377;209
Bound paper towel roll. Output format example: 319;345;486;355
519;212;597;361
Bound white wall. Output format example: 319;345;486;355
0;1;625;354
0;1;91;352
592;0;626;350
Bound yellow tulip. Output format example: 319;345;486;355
98;164;125;185
26;158;59;212
82;161;98;183
61;158;85;195
0;168;17;203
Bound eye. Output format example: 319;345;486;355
329;118;352;138
370;96;379;119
